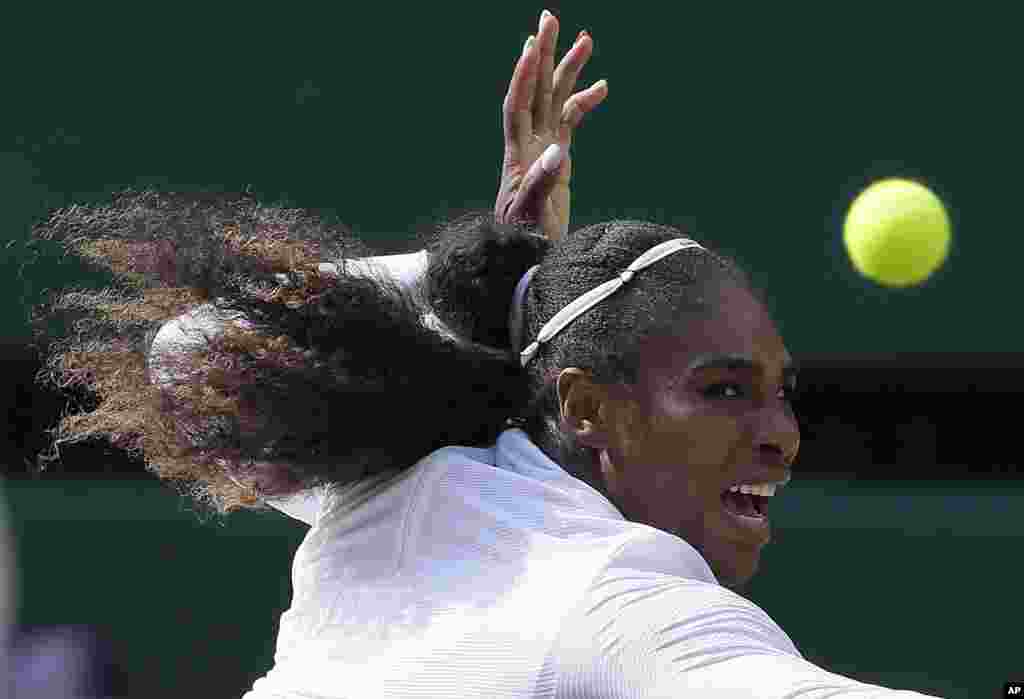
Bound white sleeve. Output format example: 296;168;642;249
318;250;429;291
263;487;327;527
553;568;943;699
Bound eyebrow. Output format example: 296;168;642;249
687;353;799;380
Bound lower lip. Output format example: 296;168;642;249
721;499;771;545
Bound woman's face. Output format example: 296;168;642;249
559;283;800;590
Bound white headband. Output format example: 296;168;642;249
515;238;705;368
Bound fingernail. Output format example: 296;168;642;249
523;35;535;53
541;143;563;173
541;9;551;21
575;30;590;45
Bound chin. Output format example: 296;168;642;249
710;551;760;592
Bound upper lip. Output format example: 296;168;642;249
723;470;792;491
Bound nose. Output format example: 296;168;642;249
754;400;801;467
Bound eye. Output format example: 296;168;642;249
704;382;744;399
704;382;798;402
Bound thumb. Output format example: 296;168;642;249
505;144;565;225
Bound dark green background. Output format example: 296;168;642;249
1;3;1020;354
2;3;1020;698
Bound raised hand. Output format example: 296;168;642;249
495;10;608;242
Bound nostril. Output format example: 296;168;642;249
758;443;784;460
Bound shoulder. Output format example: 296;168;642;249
604;524;718;583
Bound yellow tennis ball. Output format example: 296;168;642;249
843;178;951;287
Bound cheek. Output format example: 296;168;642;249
650;392;746;467
616;402;743;523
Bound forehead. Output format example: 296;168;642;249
636;284;791;381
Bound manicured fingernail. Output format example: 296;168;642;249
597;79;608;90
575;30;590;46
541;143;563;173
541;9;552;21
523;35;535;53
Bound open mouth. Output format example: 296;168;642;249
720;489;768;520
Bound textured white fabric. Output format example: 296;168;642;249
148;303;254;387
243;429;941;699
338;249;429;290
556;568;939;698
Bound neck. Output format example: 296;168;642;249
528;417;607;495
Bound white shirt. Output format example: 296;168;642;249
244;429;940;698
148;248;939;697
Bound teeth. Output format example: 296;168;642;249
729;483;777;497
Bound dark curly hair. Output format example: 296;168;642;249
426;216;756;484
26;189;754;518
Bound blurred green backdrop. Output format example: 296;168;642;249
2;3;1020;698
1;3;1020;355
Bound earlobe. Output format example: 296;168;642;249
559;413;611;452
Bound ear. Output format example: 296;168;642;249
556;368;615;451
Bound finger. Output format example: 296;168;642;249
506;143;566;225
533;10;559;134
519;35;540;137
550;31;594;133
503;35;538;145
558;79;609;146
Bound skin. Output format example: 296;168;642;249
495;10;609;241
556;283;801;591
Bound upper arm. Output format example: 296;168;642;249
552;568;942;699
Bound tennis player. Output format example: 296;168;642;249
27;10;943;698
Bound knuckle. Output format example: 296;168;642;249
561;100;582;124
